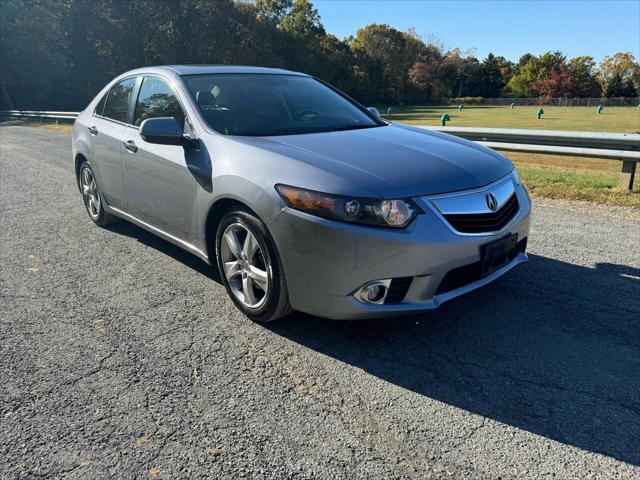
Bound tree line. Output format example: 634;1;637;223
1;0;639;111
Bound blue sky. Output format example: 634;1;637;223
313;0;640;62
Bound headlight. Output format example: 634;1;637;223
275;184;421;228
511;168;522;186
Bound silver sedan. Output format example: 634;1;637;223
72;65;531;322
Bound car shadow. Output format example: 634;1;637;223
267;255;640;466
102;219;640;464
104;220;222;284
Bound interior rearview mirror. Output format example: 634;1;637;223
140;117;186;146
367;107;381;117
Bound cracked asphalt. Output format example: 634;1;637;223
1;125;640;479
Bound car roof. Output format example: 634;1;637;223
155;65;308;76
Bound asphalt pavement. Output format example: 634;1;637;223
1;125;639;479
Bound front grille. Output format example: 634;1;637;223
385;277;413;303
435;237;527;295
443;194;519;234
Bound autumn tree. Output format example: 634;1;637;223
407;61;438;101
532;62;576;98
350;24;430;103
567;56;601;97
0;0;635;110
598;52;639;97
506;51;565;97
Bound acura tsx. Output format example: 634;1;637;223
72;65;530;322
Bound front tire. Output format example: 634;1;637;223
78;161;115;226
215;208;292;323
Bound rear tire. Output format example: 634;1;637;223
78;161;115;226
215;207;292;323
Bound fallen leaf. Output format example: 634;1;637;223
204;447;222;456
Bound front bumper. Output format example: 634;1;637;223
268;182;531;320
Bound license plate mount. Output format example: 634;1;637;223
480;234;518;276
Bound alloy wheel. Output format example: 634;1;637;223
220;223;270;309
80;166;101;220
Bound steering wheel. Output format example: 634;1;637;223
201;103;232;112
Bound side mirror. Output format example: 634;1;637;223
367;107;381;117
140;117;186;146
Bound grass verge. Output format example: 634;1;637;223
503;151;639;209
1;119;74;133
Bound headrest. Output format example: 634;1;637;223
196;90;216;106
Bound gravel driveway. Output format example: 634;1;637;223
1;125;639;479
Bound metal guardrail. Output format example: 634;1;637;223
418;126;639;157
418;126;639;190
0;110;80;120
0;110;637;190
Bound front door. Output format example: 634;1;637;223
122;76;198;242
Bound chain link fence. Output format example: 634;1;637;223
442;97;640;107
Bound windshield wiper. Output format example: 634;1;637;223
235;124;382;137
329;124;381;132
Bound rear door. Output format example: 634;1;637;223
89;77;137;209
122;75;198;241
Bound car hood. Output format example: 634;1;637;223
238;123;513;198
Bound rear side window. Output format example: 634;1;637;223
133;77;185;127
102;78;136;123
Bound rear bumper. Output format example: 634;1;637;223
268;182;531;320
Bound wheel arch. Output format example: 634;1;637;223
201;175;283;263
74;153;88;191
204;197;260;262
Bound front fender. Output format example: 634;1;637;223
195;174;284;257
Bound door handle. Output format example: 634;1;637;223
88;126;98;136
123;140;138;153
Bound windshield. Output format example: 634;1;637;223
183;74;383;136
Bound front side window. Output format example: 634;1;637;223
183;74;382;136
133;77;185;128
102;78;136;123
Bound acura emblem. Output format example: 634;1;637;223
486;193;498;211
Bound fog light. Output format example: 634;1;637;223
366;284;384;302
356;280;391;305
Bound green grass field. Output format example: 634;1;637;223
383;105;640;133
